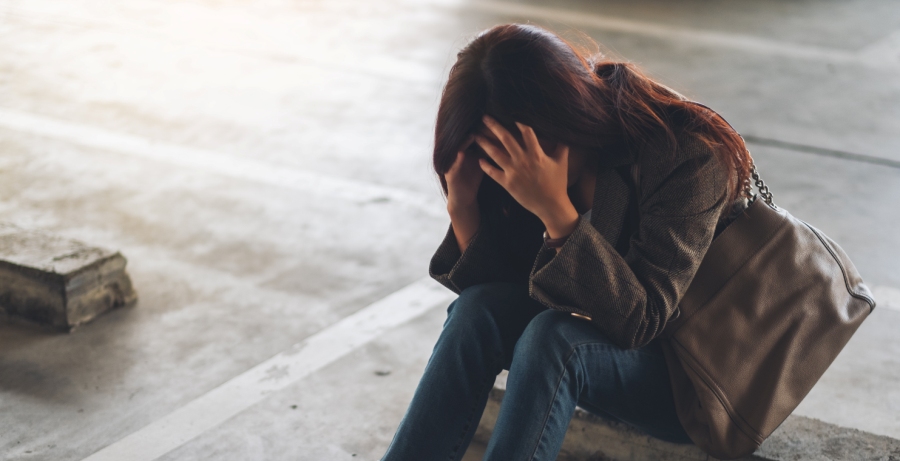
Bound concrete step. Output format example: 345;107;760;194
0;223;136;331
472;371;900;461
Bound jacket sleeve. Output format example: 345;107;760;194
428;207;522;294
528;135;731;349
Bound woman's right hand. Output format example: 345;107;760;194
444;138;484;253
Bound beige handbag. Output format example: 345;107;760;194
649;148;876;457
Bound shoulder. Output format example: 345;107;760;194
633;121;725;178
632;122;731;217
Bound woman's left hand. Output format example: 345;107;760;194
475;115;579;238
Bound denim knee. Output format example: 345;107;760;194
513;310;579;364
514;310;616;369
441;283;522;352
447;282;524;322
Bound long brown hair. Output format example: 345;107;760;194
434;23;752;204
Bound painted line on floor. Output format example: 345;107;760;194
80;277;456;461
742;134;900;168
0;108;444;219
743;135;900;170
472;1;900;70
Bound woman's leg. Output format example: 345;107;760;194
484;310;690;461
381;282;546;461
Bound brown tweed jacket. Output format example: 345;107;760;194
429;131;743;350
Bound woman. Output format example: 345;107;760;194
382;24;752;460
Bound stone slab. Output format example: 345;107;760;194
474;371;900;461
0;223;137;330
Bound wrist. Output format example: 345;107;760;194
540;199;580;240
447;199;481;254
447;197;478;215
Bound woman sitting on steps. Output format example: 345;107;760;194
381;23;751;461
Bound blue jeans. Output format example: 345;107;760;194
381;282;692;461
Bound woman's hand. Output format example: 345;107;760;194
475;115;579;240
444;136;484;253
444;135;484;209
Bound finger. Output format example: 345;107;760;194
478;157;506;185
515;122;542;157
459;133;476;152
446;150;464;174
474;134;512;169
482;115;524;160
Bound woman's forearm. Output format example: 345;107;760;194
447;201;481;254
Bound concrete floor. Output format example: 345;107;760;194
0;0;898;460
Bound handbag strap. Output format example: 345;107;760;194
685;101;776;208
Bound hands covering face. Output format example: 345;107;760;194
473;115;572;223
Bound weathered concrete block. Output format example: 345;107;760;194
475;371;900;461
0;224;137;331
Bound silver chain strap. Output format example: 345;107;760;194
743;162;775;208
